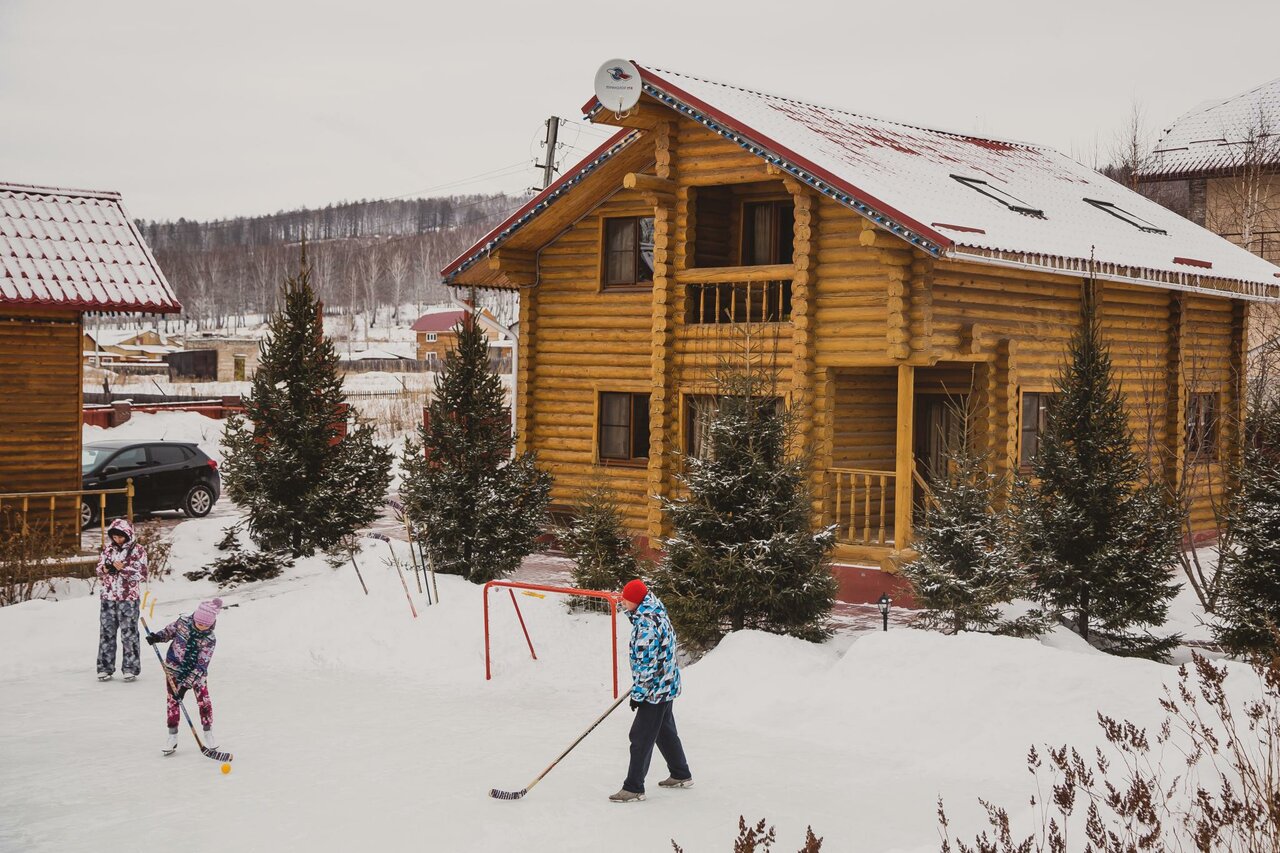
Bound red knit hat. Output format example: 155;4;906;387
621;579;648;605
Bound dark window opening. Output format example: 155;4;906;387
1083;199;1168;235
603;217;655;287
952;175;1045;218
1019;391;1058;469
1187;392;1219;458
741;201;795;266
599;392;650;462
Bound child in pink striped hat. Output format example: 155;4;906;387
146;598;223;755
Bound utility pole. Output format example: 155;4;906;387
536;116;560;189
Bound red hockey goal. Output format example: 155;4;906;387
482;581;624;698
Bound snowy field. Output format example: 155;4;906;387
1;415;1257;852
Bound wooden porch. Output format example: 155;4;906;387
821;361;983;570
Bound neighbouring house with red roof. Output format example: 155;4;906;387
410;305;512;371
0;181;180;539
442;64;1280;596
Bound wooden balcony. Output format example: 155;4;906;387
676;265;794;325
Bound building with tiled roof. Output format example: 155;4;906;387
445;63;1280;590
1137;77;1280;265
1;181;181;539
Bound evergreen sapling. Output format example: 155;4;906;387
1013;281;1180;659
559;485;648;608
220;251;393;558
900;402;1043;636
401;304;551;584
653;358;836;651
1215;399;1280;657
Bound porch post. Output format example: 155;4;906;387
894;362;915;550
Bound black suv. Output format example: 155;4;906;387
81;440;222;527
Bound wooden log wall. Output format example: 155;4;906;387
0;310;82;545
1180;294;1241;530
526;191;655;532
512;114;1249;547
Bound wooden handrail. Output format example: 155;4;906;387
828;468;894;546
911;462;940;512
0;480;135;549
0;484;133;500
675;263;794;284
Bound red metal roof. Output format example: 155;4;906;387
410;310;467;333
0;182;181;313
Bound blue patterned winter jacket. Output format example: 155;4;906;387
627;592;682;704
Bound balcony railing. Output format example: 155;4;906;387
677;264;794;325
829;467;894;546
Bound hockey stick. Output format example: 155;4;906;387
490;694;627;800
140;615;234;764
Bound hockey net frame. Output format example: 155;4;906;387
482;580;624;698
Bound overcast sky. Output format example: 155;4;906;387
2;0;1276;224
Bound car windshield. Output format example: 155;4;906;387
82;446;115;472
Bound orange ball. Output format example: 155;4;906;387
220;763;232;775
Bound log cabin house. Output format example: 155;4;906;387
442;66;1280;580
1;182;181;540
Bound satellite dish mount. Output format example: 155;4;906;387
594;59;642;120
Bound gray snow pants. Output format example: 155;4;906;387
97;599;141;676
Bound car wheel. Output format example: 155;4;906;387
183;484;215;518
80;499;95;529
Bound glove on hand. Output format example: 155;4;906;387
145;633;160;645
629;698;641;712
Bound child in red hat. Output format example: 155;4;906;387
610;579;693;803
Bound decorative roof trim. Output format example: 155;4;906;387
440;129;640;282
948;247;1280;303
582;67;952;257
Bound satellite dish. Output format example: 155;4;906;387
594;59;642;115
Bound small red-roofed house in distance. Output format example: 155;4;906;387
0;182;181;543
410;305;512;372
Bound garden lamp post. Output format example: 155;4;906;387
877;593;891;631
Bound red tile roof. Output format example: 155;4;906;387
0;182;181;313
410;310;467;333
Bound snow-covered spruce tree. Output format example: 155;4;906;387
559;484;647;604
652;359;836;651
900;402;1043;636
220;252;392;558
400;305;551;584
1215;399;1280;657
1013;280;1180;659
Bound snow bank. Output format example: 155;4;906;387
0;514;1261;853
84;411;229;463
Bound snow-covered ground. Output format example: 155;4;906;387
3;415;1251;852
1;508;1256;852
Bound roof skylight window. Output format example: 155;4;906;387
1083;199;1168;235
951;175;1045;219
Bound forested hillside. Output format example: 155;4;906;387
136;193;525;330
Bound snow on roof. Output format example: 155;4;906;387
410;310;467;333
629;66;1280;300
1141;77;1280;179
0;182;181;313
446;65;1280;301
